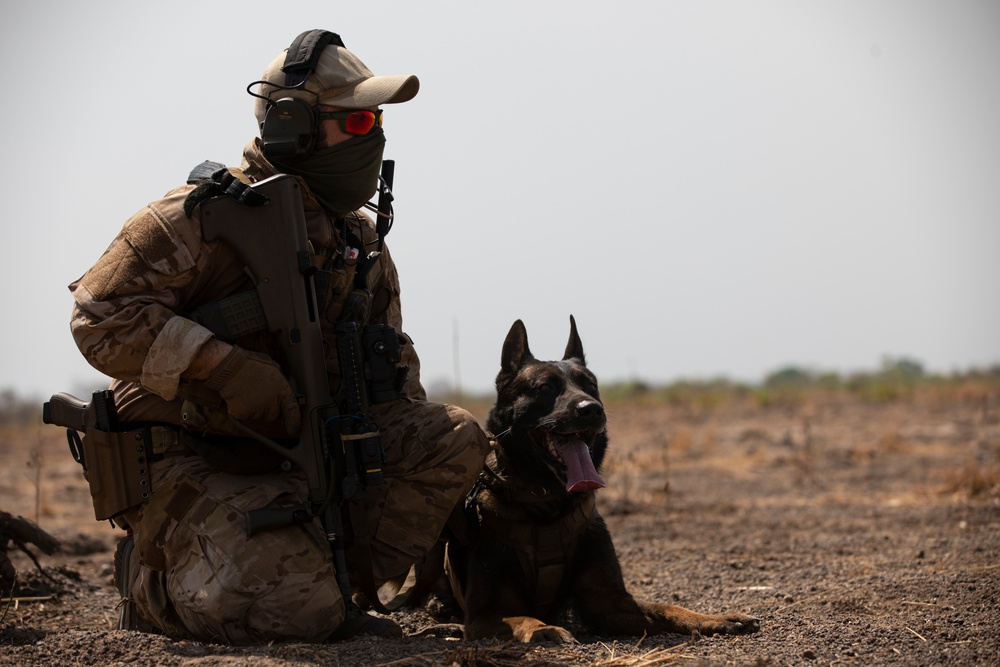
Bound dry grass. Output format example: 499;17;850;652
592;373;1000;515
940;458;1000;499
370;637;693;666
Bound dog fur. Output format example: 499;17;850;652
422;316;760;643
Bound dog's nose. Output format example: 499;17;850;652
576;400;604;419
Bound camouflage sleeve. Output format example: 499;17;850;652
69;191;215;401
375;243;426;401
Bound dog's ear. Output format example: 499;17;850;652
500;319;533;376
563;314;586;363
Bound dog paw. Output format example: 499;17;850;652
715;613;761;635
525;624;578;644
511;621;578;644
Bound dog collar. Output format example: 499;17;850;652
475;450;560;506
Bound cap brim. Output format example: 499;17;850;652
319;74;419;107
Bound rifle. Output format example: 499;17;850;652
198;167;397;616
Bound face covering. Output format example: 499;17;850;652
274;127;386;216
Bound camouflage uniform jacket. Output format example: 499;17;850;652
69;139;425;428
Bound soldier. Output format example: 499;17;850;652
67;30;489;643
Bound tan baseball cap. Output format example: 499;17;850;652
253;37;419;125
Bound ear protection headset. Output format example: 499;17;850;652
257;30;345;160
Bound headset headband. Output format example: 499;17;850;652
282;30;345;88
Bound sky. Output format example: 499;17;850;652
2;0;998;400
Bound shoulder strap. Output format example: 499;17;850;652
187;160;227;184
183;161;268;218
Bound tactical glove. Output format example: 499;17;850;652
203;346;301;434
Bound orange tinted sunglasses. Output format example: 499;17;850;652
316;109;383;135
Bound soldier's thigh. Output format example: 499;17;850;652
364;400;487;582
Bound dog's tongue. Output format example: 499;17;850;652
553;437;606;493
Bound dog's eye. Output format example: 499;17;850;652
536;382;554;394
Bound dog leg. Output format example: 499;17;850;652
463;567;577;643
634;599;759;636
578;592;759;637
578;591;760;637
573;521;760;637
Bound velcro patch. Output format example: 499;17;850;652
124;209;179;267
79;233;148;302
80;208;193;302
163;478;205;522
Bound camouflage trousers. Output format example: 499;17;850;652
122;398;488;644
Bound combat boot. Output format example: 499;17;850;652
113;534;157;632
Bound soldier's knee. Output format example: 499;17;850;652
168;529;346;643
189;563;345;643
444;404;490;465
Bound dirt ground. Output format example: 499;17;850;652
1;385;998;666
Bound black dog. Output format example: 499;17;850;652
425;316;759;643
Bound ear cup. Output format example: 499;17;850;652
257;30;344;160
261;97;316;159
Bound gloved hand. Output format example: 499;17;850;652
203;346;301;434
